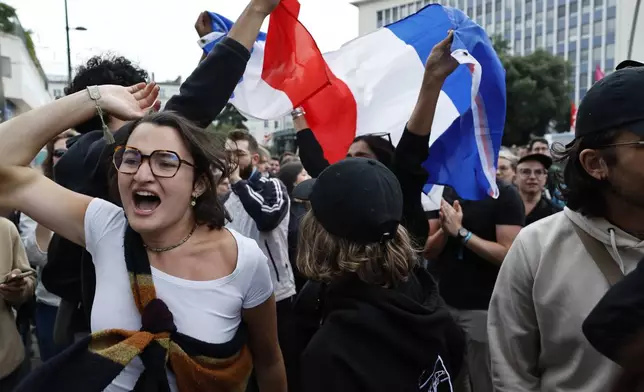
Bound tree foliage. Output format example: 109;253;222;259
214;103;248;132
494;37;572;146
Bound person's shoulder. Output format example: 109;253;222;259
0;217;18;237
228;229;265;260
515;210;567;250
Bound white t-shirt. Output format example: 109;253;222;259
84;198;273;392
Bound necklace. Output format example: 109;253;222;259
144;225;197;253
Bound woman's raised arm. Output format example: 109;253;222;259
0;83;159;167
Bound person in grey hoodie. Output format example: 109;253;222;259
488;67;644;392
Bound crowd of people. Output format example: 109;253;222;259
1;1;644;391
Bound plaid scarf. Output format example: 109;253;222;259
16;226;253;392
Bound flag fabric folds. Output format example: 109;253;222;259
205;2;506;201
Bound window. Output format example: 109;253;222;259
416;1;423;10
608;0;616;6
580;48;589;61
485;12;492;24
569;48;577;60
570;2;578;13
606;43;615;59
582;23;590;36
400;5;407;18
0;56;10;78
515;39;521;51
569;26;578;41
496;1;502;12
546;32;554;46
536;11;543;23
595;0;603;9
158;89;167;99
557;5;565;16
547;9;554;20
385;8;391;24
593;46;602;62
377;11;383;28
525;39;531;50
580;73;588;88
606;18;615;33
392;7;398;21
274;121;279;129
408;3;415;15
582;0;591;12
264;120;269;128
53;89;62;98
557;30;565;42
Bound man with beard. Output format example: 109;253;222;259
488;67;644;392
224;130;294;302
224;129;295;390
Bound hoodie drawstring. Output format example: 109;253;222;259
608;228;626;274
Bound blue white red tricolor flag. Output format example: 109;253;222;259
204;0;506;200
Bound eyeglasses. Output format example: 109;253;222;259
113;146;195;178
366;132;393;145
52;149;66;158
518;168;547;177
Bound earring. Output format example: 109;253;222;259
191;195;197;207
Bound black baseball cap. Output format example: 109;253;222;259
616;60;644;70
575;67;644;140
294;158;403;244
517;153;552;170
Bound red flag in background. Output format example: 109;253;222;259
594;65;605;82
570;101;577;133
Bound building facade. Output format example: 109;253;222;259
352;0;642;103
245;115;295;149
0;18;51;120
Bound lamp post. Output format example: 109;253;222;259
65;0;87;85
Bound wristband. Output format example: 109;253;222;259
86;86;114;144
291;107;306;118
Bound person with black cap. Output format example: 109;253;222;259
293;157;465;392
514;153;562;226
488;67;644;392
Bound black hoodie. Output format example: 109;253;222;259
301;267;465;392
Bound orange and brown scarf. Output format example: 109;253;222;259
16;226;253;392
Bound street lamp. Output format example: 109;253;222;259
64;0;87;85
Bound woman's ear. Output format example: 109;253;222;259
193;174;209;198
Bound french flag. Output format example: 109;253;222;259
205;1;506;200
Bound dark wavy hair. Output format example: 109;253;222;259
107;111;230;229
66;55;148;135
277;161;304;195
353;135;395;169
552;130;619;217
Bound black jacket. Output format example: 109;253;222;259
296;127;430;246
583;256;644;370
301;268;465;392
42;37;251;321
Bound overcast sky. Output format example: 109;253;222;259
7;0;359;81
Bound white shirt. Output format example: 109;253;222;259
84;198;273;392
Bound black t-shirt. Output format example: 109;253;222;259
427;182;525;310
526;197;562;226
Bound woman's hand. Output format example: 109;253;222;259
97;83;160;121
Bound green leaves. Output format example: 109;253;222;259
493;37;572;146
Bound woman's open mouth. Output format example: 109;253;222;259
133;190;161;214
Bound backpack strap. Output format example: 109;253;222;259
571;223;624;286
